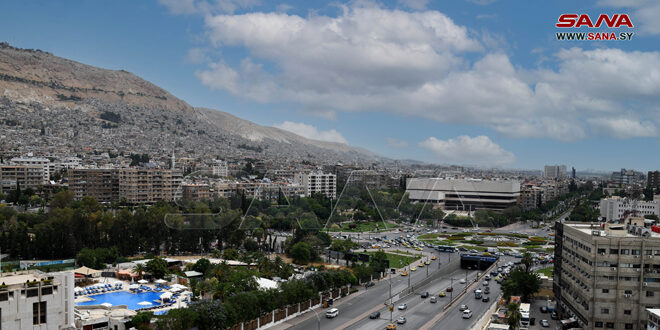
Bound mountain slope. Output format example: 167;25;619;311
0;42;379;163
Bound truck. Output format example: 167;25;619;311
519;303;531;329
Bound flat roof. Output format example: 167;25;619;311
566;222;660;238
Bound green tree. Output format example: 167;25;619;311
502;268;541;302
290;242;312;264
132;263;146;279
521;252;534;273
369;250;389;276
156;307;198;330
146;257;169;279
506;302;521;330
193;258;211;275
129;311;153;330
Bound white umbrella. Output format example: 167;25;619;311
160;292;173;300
129;284;139;290
138;301;152;306
101;302;113;308
155;279;167;284
74;287;84;292
169;287;181;292
138;279;148;284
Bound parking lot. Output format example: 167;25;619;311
526;299;561;330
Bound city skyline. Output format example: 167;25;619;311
1;0;659;171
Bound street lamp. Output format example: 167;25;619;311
310;307;321;330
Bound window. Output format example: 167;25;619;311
633;249;641;255
606;323;615;328
32;301;46;325
648;291;655;297
625;324;633;329
611;249;619;254
625;290;633;295
599;248;607;254
621;249;630;255
601;308;610;314
602;289;610;293
595;322;603;328
645;250;653;255
624;309;632;315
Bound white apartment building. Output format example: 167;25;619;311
647;309;660;329
600;197;660;221
212;160;228;177
0;271;75;330
544;165;567;179
10;156;51;183
294;172;337;199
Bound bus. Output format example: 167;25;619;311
519;303;531;329
436;245;456;253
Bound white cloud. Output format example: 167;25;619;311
273;121;348;144
181;2;660;141
387;138;409;148
419;135;516;166
466;0;498;5
397;0;429;10
185;48;209;64
159;0;260;15
588;117;658;138
598;0;660;35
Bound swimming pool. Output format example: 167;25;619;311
76;291;163;310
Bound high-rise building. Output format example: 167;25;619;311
648;171;660;190
294;171;336;199
405;178;520;211
612;168;645;186
0;271;75;329
554;218;660;330
572;167;577;179
0;165;48;194
212;160;228;177
544;165;567;179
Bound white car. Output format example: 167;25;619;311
462;309;473;319
398;303;407;310
460;279;467;284
325;308;339;318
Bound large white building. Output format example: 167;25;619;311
544;165;567;179
294;171;336;199
600;197;660;221
0;271;75;329
10;156;51;183
212;160;228;177
405;178;520;211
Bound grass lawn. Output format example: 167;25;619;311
326;221;400;232
536;266;554;277
366;251;423;268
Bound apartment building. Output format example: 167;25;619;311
405;178;520;211
554;219;660;330
68;168;182;203
294;171;336;199
600;197;660;221
10;156;51;181
0;271;75;330
649;171;660;190
0;165;48;194
212;160;228;177
182;183;211;201
520;186;544;210
545;165;567;179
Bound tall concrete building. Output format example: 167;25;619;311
294;171;336;199
648;171;660;190
0;271;75;329
212;160;228;177
544;165;567;179
612;169;645;186
0;165;49;194
405;178;520;211
554;219;660;330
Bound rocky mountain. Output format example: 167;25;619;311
0;42;379;163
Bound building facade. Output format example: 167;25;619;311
0;271;75;330
544;165;567;179
294;172;337;199
649;171;660;190
554;219;660;330
405;178;520;211
600;197;660;221
0;165;48;194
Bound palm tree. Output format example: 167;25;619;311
132;263;145;279
521;252;534;273
506;302;522;330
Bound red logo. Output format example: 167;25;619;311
556;14;633;28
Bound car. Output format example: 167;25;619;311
365;282;375;288
483;280;489;286
482;296;490;302
401;271;409;276
470;249;478;253
369;311;381;319
430;296;437;303
484;287;490;294
415;247;423;251
462;309;473;319
425;260;431;265
446;287;453;292
411;267;417;271
541;319;550;327
386;323;397;330
485;274;491;280
421;291;429;298
459;304;468;311
551;311;559;320
325;308;339;318
418;263;424;267
397;316;407;324
540;306;548;313
398;303;407;310
431;256;437;260
439;291;446;297
459;279;467;284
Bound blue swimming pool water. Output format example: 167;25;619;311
76;291;163;310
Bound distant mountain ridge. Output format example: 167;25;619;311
0;42;380;163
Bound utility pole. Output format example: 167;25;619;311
450;277;455;301
426;256;429;278
389;271;393;323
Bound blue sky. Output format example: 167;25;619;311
1;0;660;171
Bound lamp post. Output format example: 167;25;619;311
310;307;321;330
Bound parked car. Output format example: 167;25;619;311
484;287;490;294
439;291;446;297
397;316;407;324
421;291;429;298
483;280;489;286
386;323;397;330
541;319;550;327
369;311;381;319
459;279;467;284
365;282;375;288
446;287;454;292
551;311;559;320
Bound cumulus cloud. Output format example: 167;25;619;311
274;121;348;144
419;135;516;166
397;0;429;10
171;2;660;141
588;117;658;138
598;0;660;35
387;138;409;148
